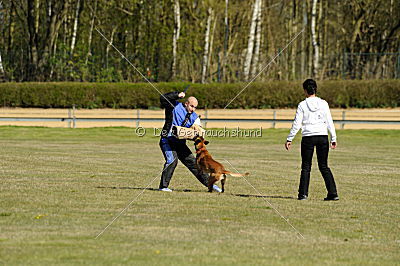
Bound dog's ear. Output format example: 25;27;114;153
204;140;209;145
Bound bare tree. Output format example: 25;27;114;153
320;0;328;79
85;0;97;65
311;0;319;78
300;0;307;79
105;25;117;68
290;0;298;80
0;47;4;79
299;1;307;79
70;0;82;55
208;9;219;79
171;0;180;79
26;0;70;79
221;0;229;81
250;0;262;79
373;19;400;78
34;0;39;34
0;1;6;79
243;0;260;81
201;7;213;84
7;1;15;52
27;0;39;78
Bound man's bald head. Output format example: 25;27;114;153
186;96;198;105
184;96;198;113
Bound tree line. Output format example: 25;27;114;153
0;0;399;82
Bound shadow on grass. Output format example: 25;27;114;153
96;186;295;199
96;186;204;193
233;193;295;200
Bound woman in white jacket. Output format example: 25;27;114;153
285;79;339;201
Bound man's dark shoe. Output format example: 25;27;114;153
324;195;339;201
298;195;308;200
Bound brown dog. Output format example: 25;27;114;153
193;136;249;193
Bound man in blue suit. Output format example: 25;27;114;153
159;90;221;192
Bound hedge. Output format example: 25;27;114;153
0;80;399;109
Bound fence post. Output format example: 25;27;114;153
136;109;140;128
341;111;346;129
272;110;276;129
72;105;76;129
68;109;72;128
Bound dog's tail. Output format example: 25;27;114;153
223;171;249;177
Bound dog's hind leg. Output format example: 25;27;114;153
221;174;226;193
208;173;217;192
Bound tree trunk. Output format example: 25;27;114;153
106;26;117;69
290;0;297;80
65;0;73;51
201;7;213;84
171;0;180;79
70;0;82;54
0;2;4;77
250;0;262;79
35;0;40;34
321;0;328;79
223;5;248;82
221;0;229;82
50;31;59;80
266;0;275;59
390;0;393;15
0;1;4;74
300;0;307;79
27;0;39;79
85;0;97;65
0;50;4;78
208;14;218;80
243;0;260;81
7;2;13;52
350;7;365;53
373;21;400;78
38;0;70;79
311;0;319;78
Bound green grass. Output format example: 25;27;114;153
0;126;399;265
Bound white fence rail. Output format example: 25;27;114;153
1;108;399;129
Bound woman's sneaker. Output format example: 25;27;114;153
324;194;339;201
298;194;308;200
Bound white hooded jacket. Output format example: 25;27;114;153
287;97;336;142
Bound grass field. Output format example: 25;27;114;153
0;126;399;265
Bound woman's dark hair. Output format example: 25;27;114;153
303;79;317;95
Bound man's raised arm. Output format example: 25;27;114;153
160;91;185;109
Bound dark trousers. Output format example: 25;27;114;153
159;137;208;189
299;135;338;197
